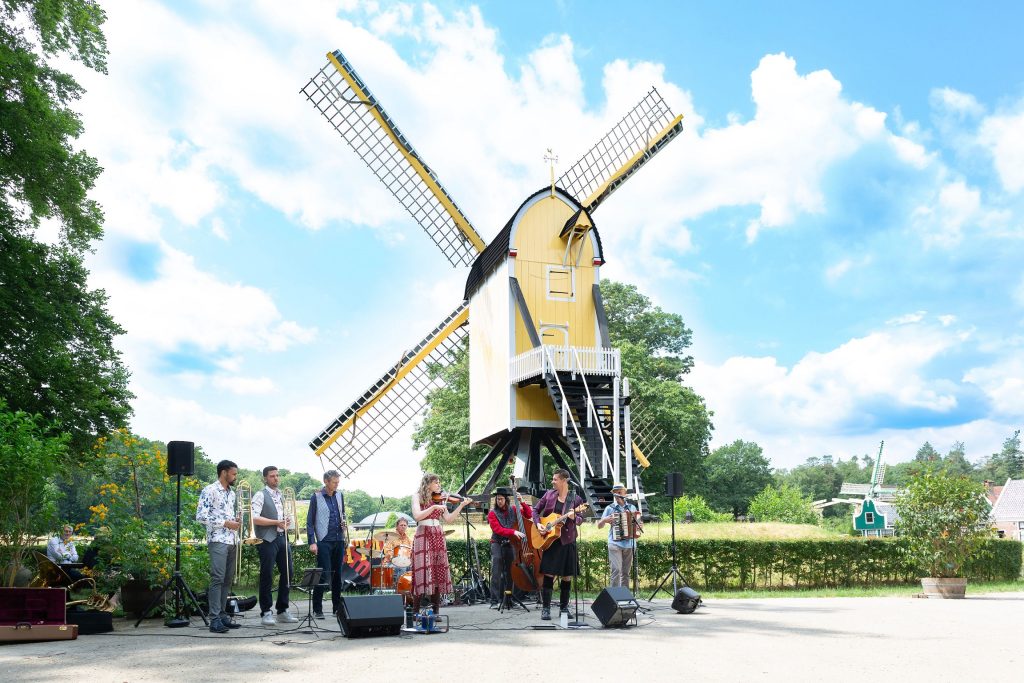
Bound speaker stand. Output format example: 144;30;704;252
648;494;687;601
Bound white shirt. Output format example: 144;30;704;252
196;481;237;545
47;536;78;564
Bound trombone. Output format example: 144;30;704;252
234;481;263;585
282;487;300;587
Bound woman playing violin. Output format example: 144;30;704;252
532;468;585;621
411;473;472;624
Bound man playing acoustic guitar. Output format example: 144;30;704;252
532;469;587;621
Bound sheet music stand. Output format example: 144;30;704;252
293;567;329;636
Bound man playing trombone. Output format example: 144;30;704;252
251;466;298;626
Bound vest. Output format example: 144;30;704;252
490;506;517;544
254;489;281;543
309;489;346;543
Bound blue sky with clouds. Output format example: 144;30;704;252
61;1;1024;494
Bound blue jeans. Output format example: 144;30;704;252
313;539;343;614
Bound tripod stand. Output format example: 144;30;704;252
292;568;332;637
453;506;489;604
135;473;207;628
648;488;686;601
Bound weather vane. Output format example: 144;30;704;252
544;148;558;197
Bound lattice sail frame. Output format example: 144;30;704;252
559;88;684;212
302;50;485;267
309;305;468;477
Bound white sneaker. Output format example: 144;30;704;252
277;610;298;624
261;611;276;626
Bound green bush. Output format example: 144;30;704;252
747;484;819;525
670;495;732;523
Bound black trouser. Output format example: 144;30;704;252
257;534;293;614
313;539;343;615
489;542;514;604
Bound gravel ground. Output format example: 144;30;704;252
3;591;1021;682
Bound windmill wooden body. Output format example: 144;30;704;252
841;441;900;536
302;49;681;514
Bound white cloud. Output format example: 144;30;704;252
930;87;985;118
964;356;1024;418
212;375;276;395
912;179;984;247
689;319;965;441
978;105;1024;193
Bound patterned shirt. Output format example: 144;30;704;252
47;536;78;564
196;481;237;545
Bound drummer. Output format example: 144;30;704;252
380;518;414;584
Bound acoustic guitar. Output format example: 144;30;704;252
531;503;589;551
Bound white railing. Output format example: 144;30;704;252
510;345;620;384
570;348;616;480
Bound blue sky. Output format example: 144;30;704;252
64;1;1024;494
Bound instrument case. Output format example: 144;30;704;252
0;588;78;642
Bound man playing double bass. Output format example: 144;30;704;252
487;486;533;608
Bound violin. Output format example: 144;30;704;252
431;491;479;508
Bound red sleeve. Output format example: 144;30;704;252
487;510;517;538
521;502;533;520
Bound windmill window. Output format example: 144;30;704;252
864;512;875;524
546;266;575;302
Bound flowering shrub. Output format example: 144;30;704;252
89;430;207;592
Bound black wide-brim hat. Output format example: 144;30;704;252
494;487;513;497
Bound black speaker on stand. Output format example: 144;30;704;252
135;441;206;628
672;586;702;614
648;472;690;602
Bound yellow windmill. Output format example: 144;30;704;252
302;49;678;513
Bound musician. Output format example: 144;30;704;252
306;469;347;620
487;486;532;608
411;473;473;626
251;465;298;626
381;517;413;585
46;525;86;581
597;482;641;588
196;460;241;634
532;468;585;621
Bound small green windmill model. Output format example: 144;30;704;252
843;441;899;533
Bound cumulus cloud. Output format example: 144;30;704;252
978;104;1024;193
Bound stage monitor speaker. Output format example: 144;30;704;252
337;595;404;638
591;586;639;628
665;472;684;498
672;586;702;614
166;441;195;476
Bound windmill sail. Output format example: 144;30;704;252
558;88;683;213
309;304;468;477
302;50;486;267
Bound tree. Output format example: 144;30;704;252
943;441;973;477
747;483;819;525
915;442;942;462
601;281;713;505
0;401;68;586
1;1;132;457
977;430;1023;484
704;440;773;516
412;341;489;484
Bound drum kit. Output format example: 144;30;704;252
346;527;457;604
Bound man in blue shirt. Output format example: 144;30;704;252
597;482;642;589
306;470;347;619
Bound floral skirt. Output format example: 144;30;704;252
411;526;453;596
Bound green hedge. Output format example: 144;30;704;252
228;538;1021;593
444;538;1022;591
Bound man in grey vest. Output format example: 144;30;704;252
251;466;298;626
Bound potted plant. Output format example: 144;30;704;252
894;469;993;598
89;430;208;617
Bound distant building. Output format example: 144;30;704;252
990;479;1024;541
352;511;416;530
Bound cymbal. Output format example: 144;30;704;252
444;529;455;536
373;530;398;541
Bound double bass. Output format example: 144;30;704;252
506;475;544;594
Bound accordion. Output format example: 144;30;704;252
611;510;642;541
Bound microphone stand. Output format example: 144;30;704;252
364;495;385;593
566;482;590;629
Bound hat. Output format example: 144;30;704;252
494;487;513;497
611;482;627;491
